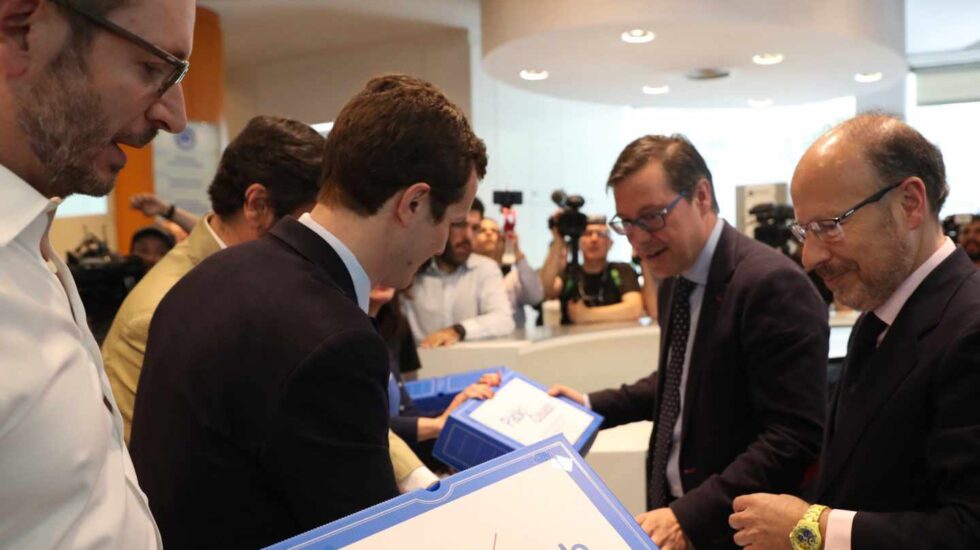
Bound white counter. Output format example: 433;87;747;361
418;320;661;395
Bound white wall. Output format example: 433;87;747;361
909;100;980;216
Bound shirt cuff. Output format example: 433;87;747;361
396;466;440;494
825;509;856;550
583;394;592;409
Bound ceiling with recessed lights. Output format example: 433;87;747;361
481;0;909;108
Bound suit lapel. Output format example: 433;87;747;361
680;223;737;443
815;316;919;497
815;248;976;499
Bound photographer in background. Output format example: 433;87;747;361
959;215;980;268
546;214;644;324
129;225;175;270
473;215;565;328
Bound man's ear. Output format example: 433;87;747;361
898;177;929;231
242;182;272;228
0;0;45;78
395;182;432;226
694;178;713;213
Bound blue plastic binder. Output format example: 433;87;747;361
266;435;657;549
404;367;509;414
432;370;604;471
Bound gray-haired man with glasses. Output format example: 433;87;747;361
0;0;193;548
731;114;980;550
550;134;828;550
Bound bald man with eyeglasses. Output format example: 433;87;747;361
730;114;980;550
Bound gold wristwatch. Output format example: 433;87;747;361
789;504;828;550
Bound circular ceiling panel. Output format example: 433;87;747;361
481;0;907;108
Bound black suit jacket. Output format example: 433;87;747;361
130;218;398;549
812;247;980;549
589;222;828;549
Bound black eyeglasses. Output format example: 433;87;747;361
790;181;903;243
52;0;189;97
609;192;689;235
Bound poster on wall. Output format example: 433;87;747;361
153;122;222;216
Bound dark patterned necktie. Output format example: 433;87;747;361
649;276;697;508
834;312;887;431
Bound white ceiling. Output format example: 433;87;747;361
201;0;478;68
480;0;909;108
202;0;980;103
483;19;907;108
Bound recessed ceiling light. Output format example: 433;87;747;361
621;29;655;44
748;98;774;108
752;53;784;66
854;71;883;83
520;69;549;81
642;85;670;95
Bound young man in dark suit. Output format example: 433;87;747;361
129;74;486;549
549;135;829;550
730;114;980;550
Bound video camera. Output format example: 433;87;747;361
750;202;797;255
67;232;146;345
548;189;588;239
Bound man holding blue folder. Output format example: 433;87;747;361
130;75;487;549
551;135;827;550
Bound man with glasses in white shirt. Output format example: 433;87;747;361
730;115;980;550
0;0;193;548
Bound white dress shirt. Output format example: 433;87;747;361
823;236;957;550
298;213;370;313
403;253;515;342
665;217;725;498
504;257;545;328
203;213;229;250
0;165;160;549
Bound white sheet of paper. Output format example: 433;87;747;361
468;378;594;447
346;459;637;549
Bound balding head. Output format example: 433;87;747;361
804;113;947;218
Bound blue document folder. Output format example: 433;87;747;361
433;370;604;471
266;435;658;549
404;367;509;414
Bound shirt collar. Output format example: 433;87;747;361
682;217;724;286
424;253;479;276
297;212;371;313
0;163;54;248
204;214;228;250
874;237;957;326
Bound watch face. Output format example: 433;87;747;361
790;525;819;550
